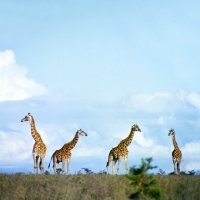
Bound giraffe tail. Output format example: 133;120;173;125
48;156;53;169
106;150;112;167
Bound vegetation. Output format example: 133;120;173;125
0;159;199;200
0;173;132;200
0;171;200;200
125;158;164;200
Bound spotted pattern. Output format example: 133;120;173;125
106;124;141;175
21;113;46;174
48;129;87;174
168;129;182;174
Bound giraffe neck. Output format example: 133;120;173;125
172;134;179;150
30;117;42;142
64;132;79;150
119;129;134;147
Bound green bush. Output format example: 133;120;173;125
125;157;164;200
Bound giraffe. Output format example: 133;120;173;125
21;113;46;174
168;129;182;174
48;129;87;174
106;124;141;175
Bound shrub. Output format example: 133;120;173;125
125;157;164;200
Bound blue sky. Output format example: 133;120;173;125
1;0;200;174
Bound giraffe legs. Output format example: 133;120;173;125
177;159;181;175
177;162;180;174
33;153;46;174
52;156;71;175
107;155;127;175
172;157;181;174
173;159;176;174
106;154;113;175
124;155;129;174
112;159;117;175
66;158;71;174
106;162;111;175
116;158;122;175
115;156;129;175
106;154;129;175
39;156;45;174
53;157;58;174
33;154;39;174
58;159;71;174
61;156;71;174
62;161;66;173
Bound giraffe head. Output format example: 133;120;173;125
21;113;32;122
77;129;88;136
131;124;141;132
168;129;175;136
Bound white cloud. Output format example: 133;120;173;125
182;141;200;158
176;90;188;102
157;116;164;125
73;147;105;157
72;130;107;158
177;90;200;110
0;131;32;164
134;132;154;147
128;143;172;173
150;144;170;157
184;162;200;171
121;90;200;115
122;92;178;113
0;50;15;68
0;50;48;102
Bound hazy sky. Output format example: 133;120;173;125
1;0;200;174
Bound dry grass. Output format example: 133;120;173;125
0;173;200;200
0;173;132;200
157;175;200;200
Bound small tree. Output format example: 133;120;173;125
168;171;175;175
81;168;94;174
157;169;166;175
125;157;163;200
180;170;195;175
169;170;196;176
44;170;50;175
187;170;195;175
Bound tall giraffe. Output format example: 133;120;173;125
48;129;87;174
168;129;182;174
21;113;46;174
106;124;141;175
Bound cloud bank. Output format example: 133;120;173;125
0;50;48;102
122;90;200;113
1;90;200;174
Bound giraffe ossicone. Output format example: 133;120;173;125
21;113;47;174
106;124;141;175
48;129;88;174
168;129;182;175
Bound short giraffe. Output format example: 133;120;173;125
106;124;141;175
21;113;46;174
48;129;87;174
168;129;182;174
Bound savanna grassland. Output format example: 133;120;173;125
0;173;200;200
